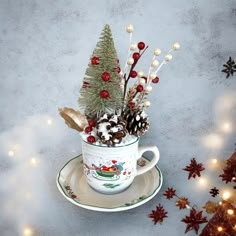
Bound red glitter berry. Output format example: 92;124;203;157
130;70;137;78
85;126;92;133
91;56;99;65
88;120;96;127
138;42;145;50
136;85;144;92
100;90;110;98
132;52;140;61
101;72;110;82
87;135;95;143
152;77;159;83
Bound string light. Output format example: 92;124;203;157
8;150;15;156
198;177;208;187
202;133;223;149
47;119;53;125
217;226;223;232
22;226;33;236
30;157;39;167
221;122;232;133
212;158;218;164
227;209;234;215
222;191;231;200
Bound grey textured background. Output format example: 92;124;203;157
0;0;236;235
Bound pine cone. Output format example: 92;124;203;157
96;113;127;146
124;110;149;137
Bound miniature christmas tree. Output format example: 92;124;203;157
200;202;236;236
78;24;122;119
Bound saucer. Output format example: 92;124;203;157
57;154;163;212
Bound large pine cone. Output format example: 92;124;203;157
124;110;149;137
96;113;127;146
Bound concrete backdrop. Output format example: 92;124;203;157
0;0;236;235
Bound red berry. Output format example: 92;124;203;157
91;56;99;65
85;126;92;133
116;67;121;73
100;90;110;98
129;102;135;108
116;59;119;63
132;52;140;61
101;72;110;82
136;85;144;92
152;77;159;83
130;70;137;78
87;135;95;143
142;76;147;83
138;42;145;50
88;120;96;127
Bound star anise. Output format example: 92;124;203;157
163;187;176;199
209;187;219;197
176;197;189;210
148;204;168;225
219;151;236;185
181;207;208;234
222;57;236;78
183;158;205;179
202;201;218;214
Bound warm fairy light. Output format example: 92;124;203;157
222;191;231;200
47;119;53;125
217;226;223;232
8;150;15;156
198;177;207;187
202;133;223;149
232;177;236;181
30;158;39;167
23;226;33;236
221;122;232;133
227;209;234;215
219;201;222;205
212;158;218;164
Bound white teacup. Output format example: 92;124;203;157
82;138;160;194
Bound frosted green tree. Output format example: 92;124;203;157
78;24;123;120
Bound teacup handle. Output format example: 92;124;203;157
136;145;160;176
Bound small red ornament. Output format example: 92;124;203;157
82;81;89;88
132;52;140;61
85;126;92;133
152;77;159;83
129;102;135;108
138;42;145;50
136;85;144;92
130;70;137;78
91;56;99;65
100;90;110;98
148;204;168;225
101;72;110;82
183;158;205;179
163;187;176;199
88;120;96;127
87;135;95;143
116;67;121;73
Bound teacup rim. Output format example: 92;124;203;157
82;137;139;148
